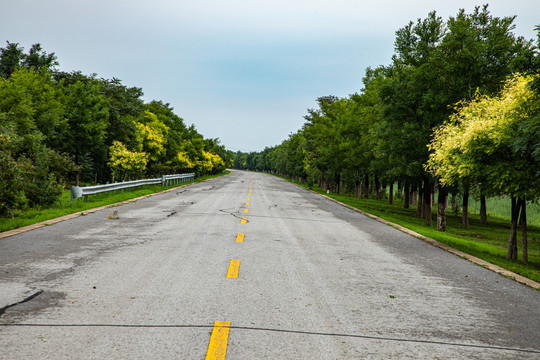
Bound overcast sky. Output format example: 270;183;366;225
2;1;539;152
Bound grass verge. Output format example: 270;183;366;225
282;177;540;285
0;171;230;233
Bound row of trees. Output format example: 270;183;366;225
233;6;540;263
0;42;231;217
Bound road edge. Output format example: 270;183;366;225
284;179;540;291
0;173;228;240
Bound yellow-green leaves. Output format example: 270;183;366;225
176;151;194;170
427;74;539;198
133;110;168;162
108;141;148;181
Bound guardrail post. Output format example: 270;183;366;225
71;186;82;202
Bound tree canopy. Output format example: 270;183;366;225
0;43;229;216
232;5;540;262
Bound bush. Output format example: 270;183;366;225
25;177;63;207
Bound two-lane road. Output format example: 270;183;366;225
1;170;539;359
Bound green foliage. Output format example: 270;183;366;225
0;124;32;216
0;67;79;214
428;74;540;200
108;141;148;181
24;174;63;208
0;42;229;217
234;4;539;216
133;110;168;164
0;67;66;146
0;41;58;79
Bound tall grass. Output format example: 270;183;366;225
469;196;540;226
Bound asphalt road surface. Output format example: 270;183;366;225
1;170;539;359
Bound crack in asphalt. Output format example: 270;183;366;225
219;208;249;223
0;290;44;317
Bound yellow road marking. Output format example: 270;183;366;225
236;233;244;243
244;209;249;213
227;260;240;278
247;197;251;201
205;321;231;360
246;202;250;206
240;218;247;224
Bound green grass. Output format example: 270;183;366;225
282;177;540;285
0;171;230;233
469;196;540;226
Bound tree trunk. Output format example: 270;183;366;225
437;182;447;231
397;181;402;198
389;183;394;205
506;197;521;261
520;199;528;264
403;181;410;209
480;194;488;224
462;187;469;229
417;182;423;218
411;184;417;206
355;179;360;198
375;175;381;200
423;177;432;226
451;190;457;213
75;149;80;187
364;173;369;199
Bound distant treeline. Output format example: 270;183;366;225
0;42;233;216
233;5;540;263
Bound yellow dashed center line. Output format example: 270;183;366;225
205;321;231;360
236;233;244;243
206;182;252;358
227;260;240;278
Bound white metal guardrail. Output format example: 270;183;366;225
71;173;195;201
